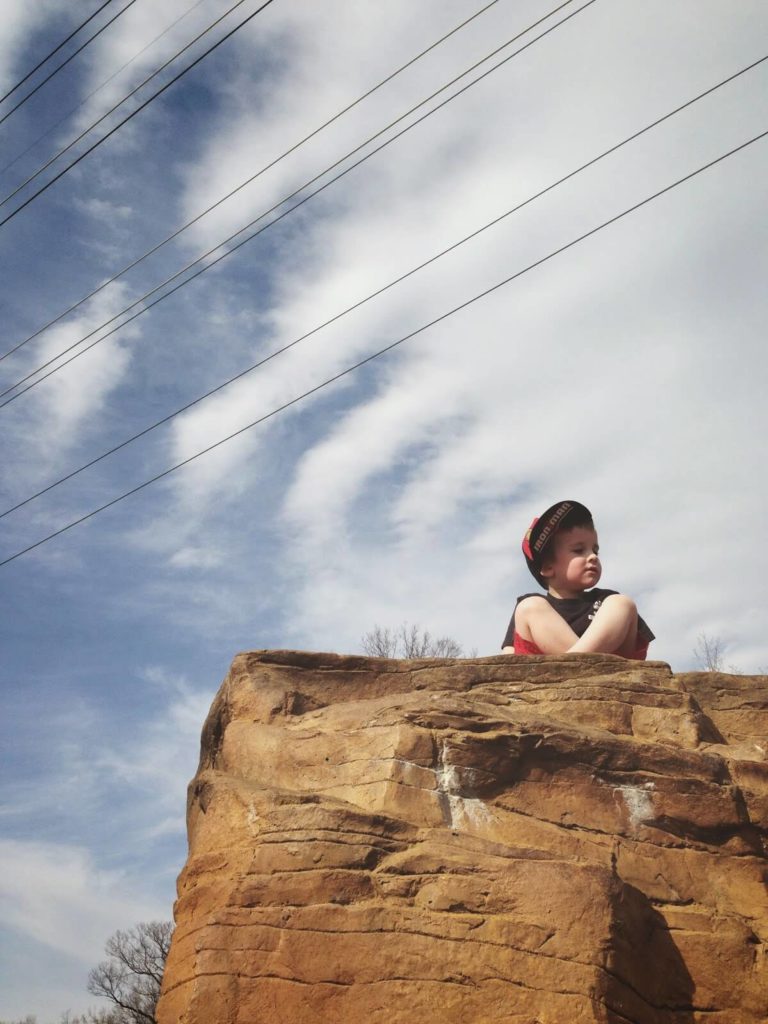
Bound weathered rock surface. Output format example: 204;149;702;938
157;653;768;1024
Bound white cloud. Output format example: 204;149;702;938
1;282;140;495
168;544;224;569
0;666;209;1020
91;666;212;837
0;668;209;862
0;829;170;1020
0;840;162;963
69;0;233;131
75;196;133;219
0;0;80;95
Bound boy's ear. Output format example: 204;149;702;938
539;559;554;579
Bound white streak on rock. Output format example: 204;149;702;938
613;782;655;828
436;741;494;831
436;741;462;797
247;802;260;832
451;795;495;830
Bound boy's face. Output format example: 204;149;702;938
539;525;601;596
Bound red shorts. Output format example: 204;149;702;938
512;633;649;660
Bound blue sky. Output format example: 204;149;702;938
1;0;767;1018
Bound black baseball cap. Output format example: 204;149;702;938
522;500;593;587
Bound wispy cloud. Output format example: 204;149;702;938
91;665;212;837
0;839;162;962
1;283;139;491
0;0;71;95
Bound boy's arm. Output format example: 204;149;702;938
515;596;579;654
567;594;638;656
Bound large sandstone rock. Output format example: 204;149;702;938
157;653;768;1024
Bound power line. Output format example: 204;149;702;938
0;0;587;398
0;0;594;403
1;126;764;569
0;0;210;182
0;0;116;105
0;0;277;229
0;0;252;211
0;0;504;364
0;0;141;129
2;53;763;520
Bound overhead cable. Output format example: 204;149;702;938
0;0;141;129
1;126;765;568
0;0;116;105
1;53;763;519
0;0;503;363
0;0;251;209
0;0;210;182
0;0;595;402
0;0;277;229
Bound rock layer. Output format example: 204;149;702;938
157;652;768;1024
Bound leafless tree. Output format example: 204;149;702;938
361;623;465;659
0;923;172;1024
85;921;173;1024
693;633;726;672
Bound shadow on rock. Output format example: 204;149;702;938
601;882;695;1024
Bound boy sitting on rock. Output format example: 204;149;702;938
501;500;654;659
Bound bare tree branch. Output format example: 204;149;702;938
693;633;726;672
360;624;399;658
86;921;173;1024
361;623;465;659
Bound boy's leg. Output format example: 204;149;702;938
515;597;579;654
567;595;638;656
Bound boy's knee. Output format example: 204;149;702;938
604;594;637;618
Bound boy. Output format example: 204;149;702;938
501;500;654;659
